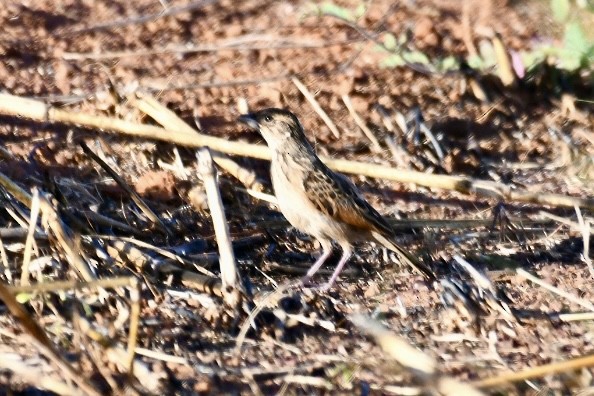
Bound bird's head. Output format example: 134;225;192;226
239;108;310;152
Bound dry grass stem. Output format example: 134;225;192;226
61;0;216;36
452;255;494;291
539;210;594;234
575;206;593;275
211;151;265;192
350;314;436;377
0;283;102;396
0;237;11;283
76;314;161;392
492;35;516;87
244;188;279;206
384;135;410;168
461;1;478;58
0;227;46;239
126;278;141;374
80;142;171;236
350;314;484;395
132;92;199;135
197;147;241;304
101;238;223;296
81;210;146;236
235;280;301;353
1;93;593;209
62;36;359;60
517;268;594;311
8;276;134;294
282;375;333;390
291;76;341;138
419;122;445;161
133;93;265;191
0;357;79;396
341;94;382;150
36;193;96;281
0;169;34;207
100;235;215;276
472;353;594;388
556;312;594;321
380;384;422;395
21;188;40;285
134;347;189;365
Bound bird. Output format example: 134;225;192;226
239;108;436;290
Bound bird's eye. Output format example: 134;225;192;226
263;115;272;122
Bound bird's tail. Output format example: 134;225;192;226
371;231;436;282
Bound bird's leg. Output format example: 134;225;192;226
321;244;353;291
302;240;333;285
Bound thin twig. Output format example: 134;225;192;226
0;283;102;396
80;142;171;236
341;94;381;151
81;210;146;236
1;93;593;209
0;357;79;395
318;13;433;75
99;235;215;277
0;227;47;239
197;148;241;306
350;314;484;395
291;76;341;138
62;36;360;60
134;347;189;364
126;278;141;375
575;206;593;276
472;353;594;388
143;74;289;92
21;188;40;285
235;280;301;354
58;0;217;36
539;211;594;234
133;93;265;191
0;238;11;283
556;312;594;321
38;193;96;281
517;268;594;311
8;276;134;294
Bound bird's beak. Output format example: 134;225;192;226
238;114;260;130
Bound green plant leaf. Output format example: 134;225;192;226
383;33;397;50
564;22;590;54
380;54;405;68
354;3;366;18
520;48;547;70
438;56;459;71
467;54;485;69
317;2;357;21
402;50;431;65
551;0;570;22
16;293;32;304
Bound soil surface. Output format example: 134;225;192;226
0;0;593;395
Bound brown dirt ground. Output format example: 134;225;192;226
0;0;593;394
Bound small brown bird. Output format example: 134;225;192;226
239;108;435;290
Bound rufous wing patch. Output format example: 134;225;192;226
303;160;394;236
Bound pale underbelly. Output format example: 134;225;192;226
271;163;350;243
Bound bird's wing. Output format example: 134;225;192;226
302;161;394;236
303;161;436;281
